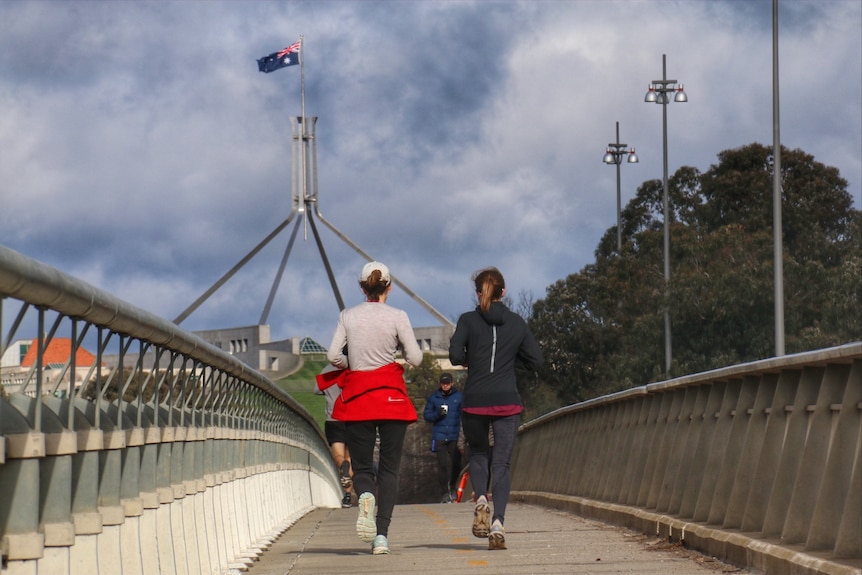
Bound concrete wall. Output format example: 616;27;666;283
0;394;340;575
511;343;862;575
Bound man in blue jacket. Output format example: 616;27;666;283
423;373;463;503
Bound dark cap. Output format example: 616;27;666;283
440;373;453;384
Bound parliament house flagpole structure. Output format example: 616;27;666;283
175;37;453;329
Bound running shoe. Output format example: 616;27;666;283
341;492;352;508
356;492;377;543
488;519;506;550
371;534;390;555
472;495;490;538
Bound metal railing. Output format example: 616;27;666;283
0;245;341;575
511;342;862;575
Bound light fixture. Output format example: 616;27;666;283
644;86;658;103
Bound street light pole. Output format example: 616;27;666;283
644;54;687;378
772;0;785;356
603;121;638;252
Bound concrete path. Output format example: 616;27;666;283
244;501;744;574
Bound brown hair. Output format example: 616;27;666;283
360;269;390;302
473;267;505;313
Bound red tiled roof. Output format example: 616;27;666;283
19;338;97;367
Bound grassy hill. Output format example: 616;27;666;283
276;359;330;430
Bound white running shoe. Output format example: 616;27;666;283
472;495;490;538
356;492;377;543
488;518;506;550
372;534;390;555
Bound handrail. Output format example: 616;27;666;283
0;245;302;411
0;244;341;574
522;342;861;427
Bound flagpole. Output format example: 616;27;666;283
300;35;306;126
299;35;308;238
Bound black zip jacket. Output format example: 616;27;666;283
448;301;544;409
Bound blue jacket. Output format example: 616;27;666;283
423;387;463;442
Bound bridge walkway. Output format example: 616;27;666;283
245;501;739;575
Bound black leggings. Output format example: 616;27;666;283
345;420;408;537
462;412;520;524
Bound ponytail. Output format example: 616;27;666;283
360;269;390;302
473;267;505;313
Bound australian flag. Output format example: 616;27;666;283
257;41;301;73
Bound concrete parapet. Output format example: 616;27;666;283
512;343;862;574
0;418;340;574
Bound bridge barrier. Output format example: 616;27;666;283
511;342;861;575
0;245;341;574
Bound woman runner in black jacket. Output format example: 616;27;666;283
448;267;543;550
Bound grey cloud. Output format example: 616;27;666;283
1;0;859;347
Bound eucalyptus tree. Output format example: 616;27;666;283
531;143;860;404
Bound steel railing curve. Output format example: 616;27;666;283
0;244;341;574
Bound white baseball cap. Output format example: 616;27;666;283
360;261;390;283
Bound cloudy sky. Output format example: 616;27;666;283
2;0;860;349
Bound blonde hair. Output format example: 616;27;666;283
473;267;505;313
360;269;390;302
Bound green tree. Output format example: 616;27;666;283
531;143;860;402
404;353;445;412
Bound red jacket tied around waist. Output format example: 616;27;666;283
315;363;418;423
